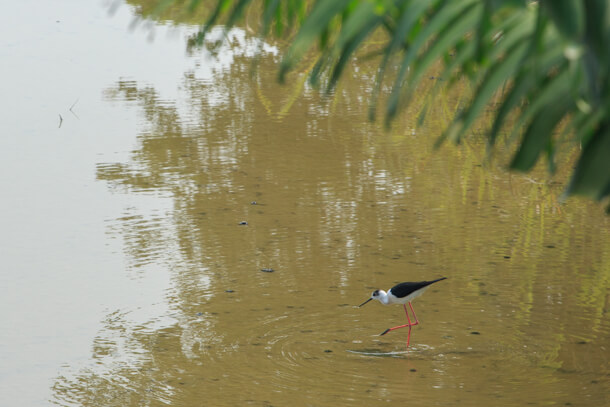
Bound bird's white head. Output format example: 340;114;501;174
359;289;389;307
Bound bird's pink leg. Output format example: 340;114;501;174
379;304;415;337
405;304;413;348
379;324;409;336
379;303;421;350
408;302;419;326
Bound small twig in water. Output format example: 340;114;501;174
58;114;63;128
69;98;80;119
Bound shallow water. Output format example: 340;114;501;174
1;1;609;406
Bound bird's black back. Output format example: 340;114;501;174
389;277;447;298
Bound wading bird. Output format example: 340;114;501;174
359;277;447;348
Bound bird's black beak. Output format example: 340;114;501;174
359;297;373;307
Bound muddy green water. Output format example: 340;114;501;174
1;1;608;406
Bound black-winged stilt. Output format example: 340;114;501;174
359;277;447;348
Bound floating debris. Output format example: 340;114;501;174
239;221;248;225
260;268;274;273
225;289;234;293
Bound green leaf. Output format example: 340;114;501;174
327;15;383;93
541;0;584;40
274;0;284;37
386;0;479;124
311;0;382;90
411;2;483;88
566;124;610;199
226;0;254;29
463;6;536;90
369;0;431;121
489;41;565;145
510;97;573;171
279;0;352;83
333;1;377;52
260;0;280;37
564;107;605;146
442;39;530;145
506;61;574;144
195;0;233;43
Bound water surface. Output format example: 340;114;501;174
1;1;608;406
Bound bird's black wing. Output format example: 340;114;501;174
390;277;447;298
